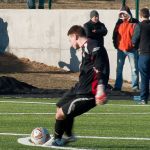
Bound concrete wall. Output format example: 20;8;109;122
0;9;136;81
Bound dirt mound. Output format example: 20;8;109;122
0;76;37;94
0;53;65;73
0;76;67;97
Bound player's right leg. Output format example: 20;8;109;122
27;0;36;9
114;50;126;91
44;107;66;146
38;0;45;9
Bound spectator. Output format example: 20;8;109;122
112;5;139;92
132;8;150;104
27;0;45;9
84;10;108;47
84;10;110;86
43;25;109;146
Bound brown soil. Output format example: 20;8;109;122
0;53;77;90
0;53;132;96
0;1;149;9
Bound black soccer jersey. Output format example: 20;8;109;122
75;39;110;95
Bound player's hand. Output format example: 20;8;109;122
92;29;96;33
95;84;107;105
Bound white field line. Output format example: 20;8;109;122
0;101;56;105
0;112;150;115
0;100;150;107
18;137;91;150
1;132;150;141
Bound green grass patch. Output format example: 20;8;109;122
0;97;150;149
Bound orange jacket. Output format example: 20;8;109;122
113;19;138;51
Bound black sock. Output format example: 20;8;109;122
54;119;65;139
64;117;74;137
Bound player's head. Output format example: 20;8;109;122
140;8;150;20
119;5;132;20
67;25;86;49
90;10;99;23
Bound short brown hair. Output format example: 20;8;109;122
140;8;150;18
67;25;86;37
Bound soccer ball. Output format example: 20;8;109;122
30;127;50;145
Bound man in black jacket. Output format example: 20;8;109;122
132;8;150;104
83;10;109;86
84;10;108;46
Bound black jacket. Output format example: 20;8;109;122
84;20;107;46
75;39;110;95
132;20;150;55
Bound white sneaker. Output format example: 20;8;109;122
43;136;65;146
43;136;54;146
138;100;146;105
62;134;77;144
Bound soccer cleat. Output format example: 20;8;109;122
43;136;65;146
62;134;77;144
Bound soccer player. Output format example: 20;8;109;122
44;25;110;146
132;8;150;104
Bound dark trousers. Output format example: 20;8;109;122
27;0;45;9
27;0;52;9
138;55;150;102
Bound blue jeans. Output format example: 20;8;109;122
115;49;139;90
138;55;150;102
27;0;45;9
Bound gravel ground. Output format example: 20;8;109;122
0;53;137;98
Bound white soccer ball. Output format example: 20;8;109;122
30;127;50;145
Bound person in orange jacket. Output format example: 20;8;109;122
112;5;139;92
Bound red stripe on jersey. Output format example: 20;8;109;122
91;71;98;95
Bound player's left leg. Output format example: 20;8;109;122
128;49;139;91
27;0;36;9
38;0;45;9
62;117;77;143
64;117;74;137
114;50;126;91
138;55;150;104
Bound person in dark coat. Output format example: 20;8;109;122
84;10;110;86
84;10;108;47
132;8;150;104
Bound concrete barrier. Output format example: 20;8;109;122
0;9;136;81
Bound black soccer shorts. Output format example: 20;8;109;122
56;88;96;118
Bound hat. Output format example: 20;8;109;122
90;10;99;19
119;5;132;19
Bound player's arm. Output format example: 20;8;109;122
92;47;107;105
112;19;122;49
132;23;141;48
84;23;97;39
94;23;108;36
